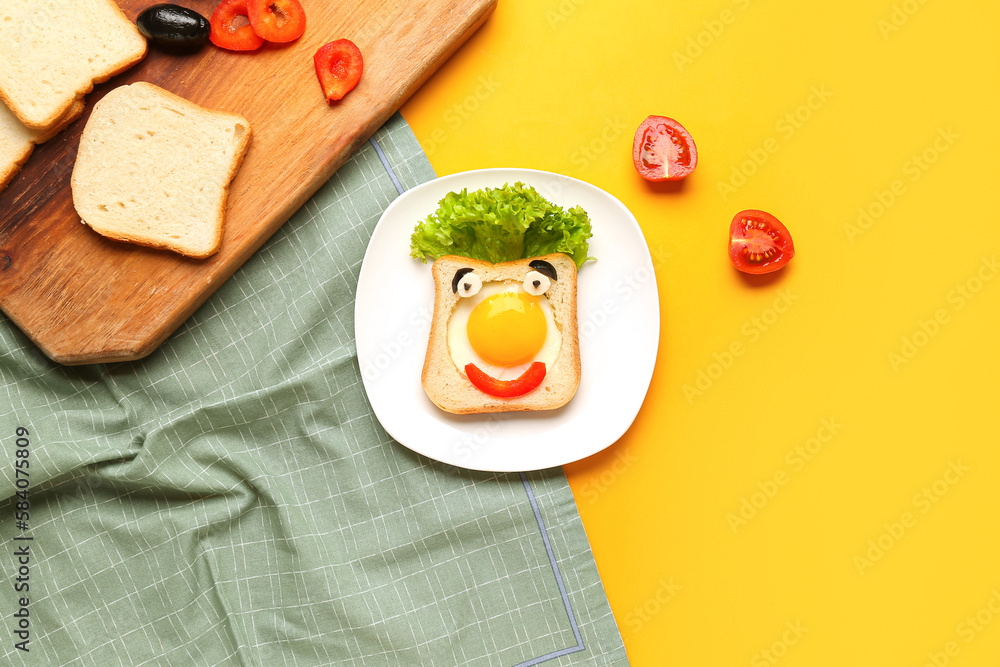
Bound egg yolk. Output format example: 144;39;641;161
467;291;547;367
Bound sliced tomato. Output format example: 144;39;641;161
632;115;697;181
465;362;546;398
729;210;795;274
246;0;306;43
209;0;264;51
314;39;363;103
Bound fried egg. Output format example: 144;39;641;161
447;281;562;380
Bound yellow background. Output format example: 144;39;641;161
402;0;1000;664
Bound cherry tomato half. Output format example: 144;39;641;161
314;39;363;103
465;362;546;398
729;210;795;274
247;0;306;43
632;115;698;181
209;0;264;51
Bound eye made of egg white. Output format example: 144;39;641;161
452;268;482;298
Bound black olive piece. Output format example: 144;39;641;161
532;280;541;288
528;259;558;281
137;4;211;54
452;268;474;293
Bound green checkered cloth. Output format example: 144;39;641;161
0;114;628;666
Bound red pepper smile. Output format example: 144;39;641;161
465;362;546;398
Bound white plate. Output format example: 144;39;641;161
355;168;659;472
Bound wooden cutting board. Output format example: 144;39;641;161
0;0;495;365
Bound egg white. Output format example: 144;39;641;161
447;281;562;380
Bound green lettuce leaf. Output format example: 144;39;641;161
409;182;594;268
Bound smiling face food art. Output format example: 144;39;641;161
410;183;593;415
448;259;562;398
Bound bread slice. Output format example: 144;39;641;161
1;98;84;195
0;0;147;132
421;253;581;414
71;82;252;258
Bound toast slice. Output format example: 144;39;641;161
422;253;581;414
71;82;252;258
0;0;147;132
1;98;84;195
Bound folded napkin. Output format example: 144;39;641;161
0;113;628;666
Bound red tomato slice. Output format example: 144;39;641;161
729;210;795;274
465;362;546;398
632;115;698;181
209;0;264;51
246;0;306;43
314;39;363;103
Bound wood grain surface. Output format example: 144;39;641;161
0;0;496;364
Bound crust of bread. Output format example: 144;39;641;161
1;98;84;195
0;0;147;132
71;82;252;258
421;253;581;415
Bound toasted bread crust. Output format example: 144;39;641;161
421;253;581;414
